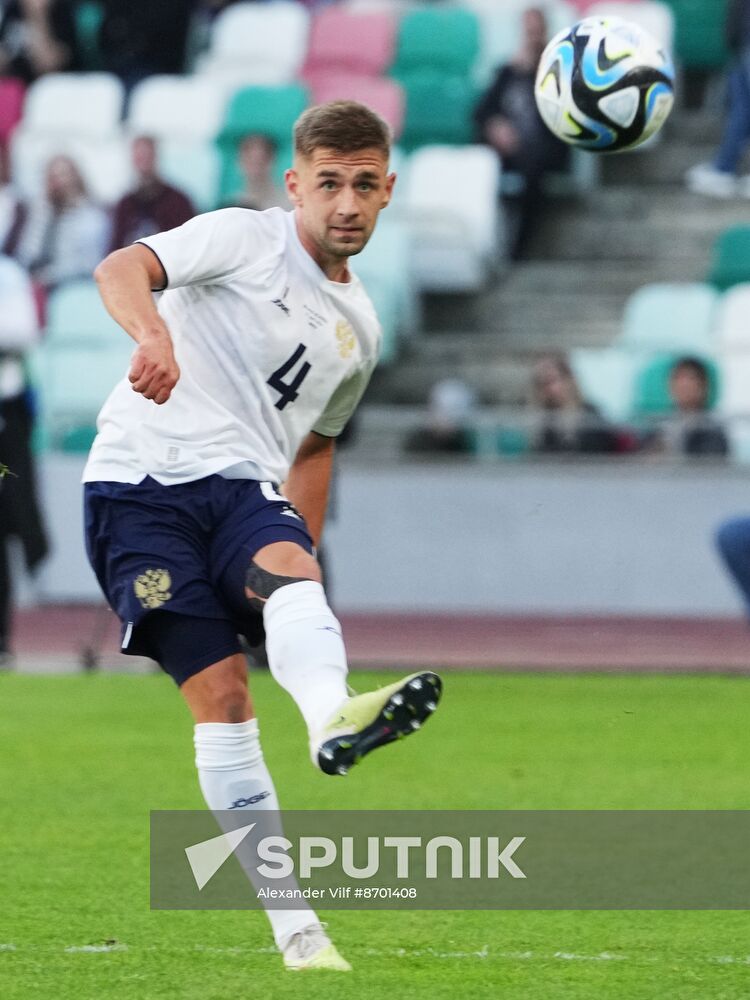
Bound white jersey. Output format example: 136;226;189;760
83;208;381;485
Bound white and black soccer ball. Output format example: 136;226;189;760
534;17;675;152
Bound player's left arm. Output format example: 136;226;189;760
283;431;335;548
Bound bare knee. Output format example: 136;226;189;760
181;656;253;724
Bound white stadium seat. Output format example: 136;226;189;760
618;283;719;354
21;72;124;137
127;75;227;141
198;1;310;86
585;1;675;50
570;347;640;422
403;145;502;293
158;140;221;212
715;285;750;352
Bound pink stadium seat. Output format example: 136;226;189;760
306;72;404;138
302;8;396;78
0;77;25;142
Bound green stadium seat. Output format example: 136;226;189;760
618;282;718;352
30;339;133;452
46;279;124;346
633;353;720;416
395;72;477;151
392;8;480;77
665;0;730;70
708;227;750;291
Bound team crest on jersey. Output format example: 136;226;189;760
134;568;172;609
335;319;355;359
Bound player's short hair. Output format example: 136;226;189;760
293;101;391;160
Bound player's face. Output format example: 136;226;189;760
286;147;395;268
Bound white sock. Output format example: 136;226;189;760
263;581;349;736
194;718;315;950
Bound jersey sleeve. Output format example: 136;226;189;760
136;208;280;289
313;360;377;438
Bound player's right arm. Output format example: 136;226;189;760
94;244;180;406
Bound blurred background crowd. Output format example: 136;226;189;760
1;0;750;660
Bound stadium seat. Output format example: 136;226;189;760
715;285;750;351
585;1;675;49
45;280;124;346
306;73;405;140
403;145;501;293
31;339;133;452
396;72;477;151
0;255;38;350
666;0;730;69
569;347;640;422
392;8;480;77
303;8;396;78
127;75;227;141
0;77;25;142
708;227;750;292
21;72;124;137
198;1;310;86
354;217;417;363
158;140;221;212
633;353;720;416
618;283;718;353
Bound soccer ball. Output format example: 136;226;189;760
534;17;675;152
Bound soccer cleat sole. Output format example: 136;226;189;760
316;671;443;776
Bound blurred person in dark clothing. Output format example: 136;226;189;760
0;0;80;83
686;0;750;198
99;0;192;88
17;153;108;290
109;136;195;253
222;134;290;212
0;142;26;257
474;7;569;258
531;354;622;455
643;357;728;458
0;254;49;666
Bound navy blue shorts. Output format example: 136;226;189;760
83;475;314;684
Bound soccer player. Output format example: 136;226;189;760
82;101;442;971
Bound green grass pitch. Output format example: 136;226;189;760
1;669;750;999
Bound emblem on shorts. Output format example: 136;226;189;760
134;568;172;609
335;319;355;359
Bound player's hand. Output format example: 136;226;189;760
128;331;180;405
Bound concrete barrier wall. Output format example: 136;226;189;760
33;454;750;616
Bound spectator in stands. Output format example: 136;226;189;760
17;154;109;290
108;136;195;253
223;134;290;212
0;142;26;257
0;255;49;667
643;357;729;457
99;0;193;90
0;0;80;83
686;0;750;198
403;379;478;455
474;6;569;259
530;354;622;455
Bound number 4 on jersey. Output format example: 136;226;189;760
267;343;312;410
